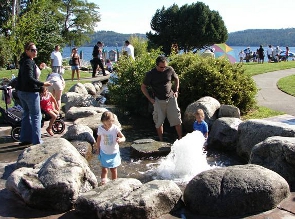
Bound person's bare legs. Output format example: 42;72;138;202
156;125;163;141
76;69;80;81
71;70;75;81
54;89;62;110
110;167;117;180
46;110;57;136
175;124;182;140
101;167;108;185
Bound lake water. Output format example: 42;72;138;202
62;46;295;63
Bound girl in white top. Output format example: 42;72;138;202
96;111;125;185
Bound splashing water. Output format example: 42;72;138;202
155;131;215;184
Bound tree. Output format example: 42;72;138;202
147;2;228;55
54;0;101;46
0;0;102;67
5;0;63;65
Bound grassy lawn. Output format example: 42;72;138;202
243;61;295;76
277;74;295;96
0;67;92;94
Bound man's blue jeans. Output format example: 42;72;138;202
17;91;42;145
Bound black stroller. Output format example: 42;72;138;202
0;80;65;142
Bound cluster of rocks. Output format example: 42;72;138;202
184;96;295;191
4;82;295;218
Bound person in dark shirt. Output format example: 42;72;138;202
16;42;52;145
141;56;182;141
91;41;106;77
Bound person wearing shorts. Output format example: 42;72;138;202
141;56;182;141
46;72;65;109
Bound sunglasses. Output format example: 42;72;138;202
30;49;38;53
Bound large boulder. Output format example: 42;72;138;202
75;178;143;219
61;92;99;113
237;119;295;161
76;179;182;219
83;82;97;96
69;83;88;95
183;96;220;132
5;138;98;212
183;164;290;218
218;104;240;118
65;106;108;121
250;136;295;189
74;113;121;138
207;117;242;151
130;139;171;158
62;124;96;144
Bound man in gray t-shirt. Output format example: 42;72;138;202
141;56;182;141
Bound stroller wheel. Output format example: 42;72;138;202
11;126;21;142
52;120;65;134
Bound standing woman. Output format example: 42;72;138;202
16;42;52;145
70;47;81;81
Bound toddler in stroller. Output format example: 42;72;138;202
0;78;65;141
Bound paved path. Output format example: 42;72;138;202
253;68;295;115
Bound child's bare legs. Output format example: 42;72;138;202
101;167;108;185
100;167;117;185
46;110;57;136
110;167;117;180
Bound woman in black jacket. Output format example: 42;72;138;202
16;42;52;145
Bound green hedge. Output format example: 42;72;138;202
169;53;257;113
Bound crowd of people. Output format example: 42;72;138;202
238;45;291;63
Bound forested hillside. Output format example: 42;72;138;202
84;29;295;47
84;31;146;47
226;28;295;46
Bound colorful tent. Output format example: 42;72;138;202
212;43;236;63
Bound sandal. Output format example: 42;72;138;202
46;127;54;136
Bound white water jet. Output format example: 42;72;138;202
156;131;214;183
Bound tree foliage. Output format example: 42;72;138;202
0;0;101;67
147;2;228;55
169;53;257;113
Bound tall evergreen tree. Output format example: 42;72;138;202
147;2;228;54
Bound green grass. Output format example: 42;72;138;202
0;67;93;110
277;74;295;96
241;106;284;120
243;61;295;76
0;67;92;93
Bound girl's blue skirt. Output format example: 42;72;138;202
98;150;121;168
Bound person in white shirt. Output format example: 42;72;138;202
50;45;63;74
124;40;135;60
267;45;273;63
238;50;245;63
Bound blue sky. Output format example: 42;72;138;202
91;0;295;34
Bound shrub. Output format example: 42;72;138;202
169;53;257;114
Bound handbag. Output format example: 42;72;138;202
69;59;73;66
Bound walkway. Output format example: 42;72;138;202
253;68;295;116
